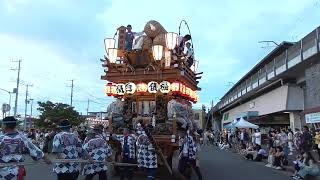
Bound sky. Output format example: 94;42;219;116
0;0;319;117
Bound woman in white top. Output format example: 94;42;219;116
254;129;262;146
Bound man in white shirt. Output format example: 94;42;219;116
185;42;194;68
175;34;192;56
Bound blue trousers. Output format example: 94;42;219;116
146;168;157;180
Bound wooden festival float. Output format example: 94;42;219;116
100;20;202;175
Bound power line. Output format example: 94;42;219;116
74;86;107;102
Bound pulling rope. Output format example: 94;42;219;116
0;159;138;168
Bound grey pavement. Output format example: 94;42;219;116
198;146;290;180
23;146;290;180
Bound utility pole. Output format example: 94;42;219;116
12;60;21;117
24;84;32;131
204;100;214;131
70;80;74;107
86;99;90;115
211;100;215;130
29;98;34;118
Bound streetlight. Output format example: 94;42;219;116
0;88;13;116
152;45;164;61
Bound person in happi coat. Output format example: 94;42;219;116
178;129;202;180
52;119;83;180
0;116;51;180
136;124;158;180
112;128;136;180
82;125;112;180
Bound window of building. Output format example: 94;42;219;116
223;113;229;121
259;68;266;85
252;73;259;89
266;61;275;80
246;79;252;92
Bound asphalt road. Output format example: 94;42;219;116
198;146;290;180
23;146;290;180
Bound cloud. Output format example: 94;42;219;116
0;34;112;115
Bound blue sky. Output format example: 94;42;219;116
0;0;319;116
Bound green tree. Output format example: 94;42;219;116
35;101;84;128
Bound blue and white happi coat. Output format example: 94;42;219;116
0;132;44;180
136;134;157;169
52;131;82;174
82;135;112;175
114;135;136;159
180;135;197;160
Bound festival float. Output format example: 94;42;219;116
100;20;202;175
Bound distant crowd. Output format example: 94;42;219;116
201;126;320;180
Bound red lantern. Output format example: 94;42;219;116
171;81;181;94
105;83;114;96
179;83;186;96
189;90;195;101
136;82;148;94
185;87;190;98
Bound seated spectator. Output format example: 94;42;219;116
219;142;230;150
291;152;304;177
266;147;276;168
255;146;268;162
273;146;285;170
245;145;267;161
240;143;254;156
292;152;320;179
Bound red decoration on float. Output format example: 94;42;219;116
136;82;148;94
105;83;115;96
171;81;181;94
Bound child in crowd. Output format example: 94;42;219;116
273;146;285;170
266;147;276;168
292;152;304;177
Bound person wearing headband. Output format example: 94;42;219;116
136;123;158;180
82;125;112;180
0;116;51;180
52;119;82;180
112;127;137;180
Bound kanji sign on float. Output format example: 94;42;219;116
116;83;125;95
159;81;170;94
125;82;136;94
148;81;159;93
105;81;199;103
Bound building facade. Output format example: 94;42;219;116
210;26;320;133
